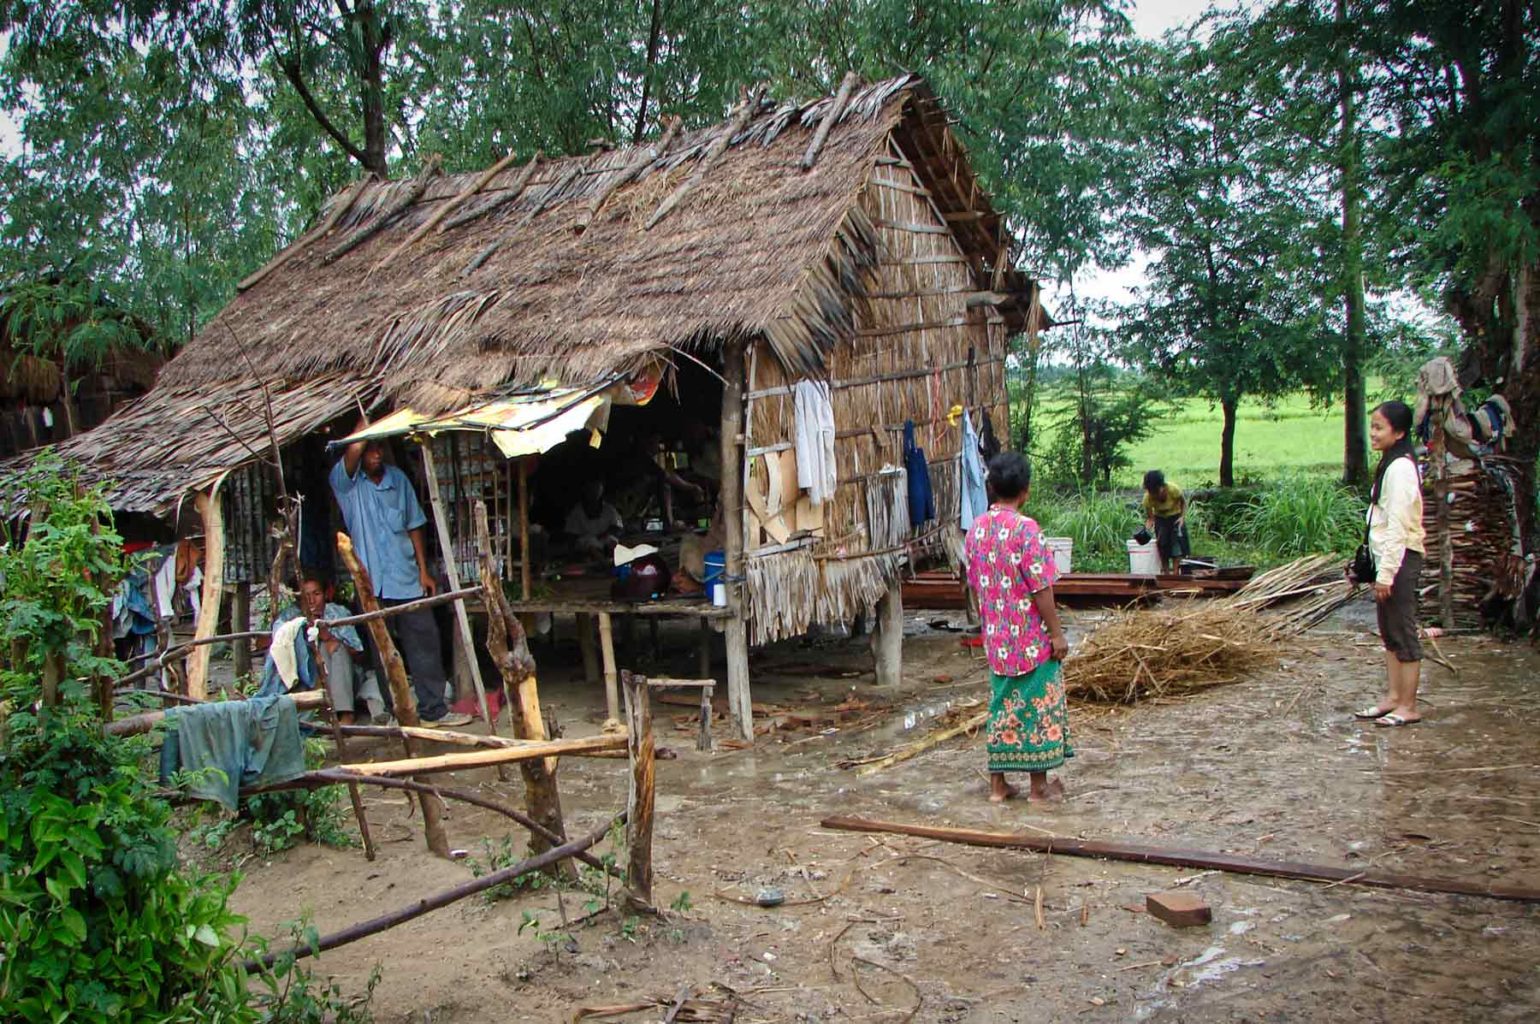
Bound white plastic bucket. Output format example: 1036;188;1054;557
1127;540;1161;575
1044;536;1073;575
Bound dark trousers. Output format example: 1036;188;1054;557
1376;551;1424;663
376;599;449;721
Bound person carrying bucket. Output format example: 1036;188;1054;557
1141;470;1189;574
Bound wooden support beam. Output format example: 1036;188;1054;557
598;612;620;725
720;336;753;740
578;612;601;684
230;582;252;678
820;817;1540;903
336;533;451;858
870;578;903;687
801;71;859;171
106;690;325;736
421;444;494;725
622;671;655;910
475;500;571;868
336;733;627;777
185;484;225;701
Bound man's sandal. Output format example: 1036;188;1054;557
1374;713;1421;727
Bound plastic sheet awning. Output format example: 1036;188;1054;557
335;383;611;459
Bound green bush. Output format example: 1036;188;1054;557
1030;490;1138;572
1231;475;1365;558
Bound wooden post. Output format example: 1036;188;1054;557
698;617;712;678
309;633;376;861
518;458;532;600
231;582;252;678
186;484;226;700
1429;411;1455;628
622;671;655;910
420;443;495;725
720;337;753;740
698;682;714;752
598;612;621;725
336;533;451;858
577;613;601;685
871;578;904;686
473;501;572;872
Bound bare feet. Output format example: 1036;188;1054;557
1029;777;1065;804
989;780;1020;803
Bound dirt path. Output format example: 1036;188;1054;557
224;602;1540;1022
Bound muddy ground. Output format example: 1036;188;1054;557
218;599;1540;1022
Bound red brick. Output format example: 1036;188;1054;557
1146;891;1212;927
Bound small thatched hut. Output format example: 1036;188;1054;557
11;75;1047;737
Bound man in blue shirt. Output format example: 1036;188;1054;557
330;436;471;727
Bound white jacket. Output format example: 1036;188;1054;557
1369;457;1425;586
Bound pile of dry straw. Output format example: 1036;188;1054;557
1063;555;1353;704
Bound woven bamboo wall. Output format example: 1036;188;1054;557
742;139;1008;644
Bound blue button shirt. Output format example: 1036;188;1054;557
329;460;428;599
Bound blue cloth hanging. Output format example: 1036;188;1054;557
903;420;935;526
960;410;988;529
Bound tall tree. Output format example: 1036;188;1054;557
1120;35;1339;487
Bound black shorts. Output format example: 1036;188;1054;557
1376;550;1424;663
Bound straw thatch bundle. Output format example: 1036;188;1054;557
1064;554;1357;704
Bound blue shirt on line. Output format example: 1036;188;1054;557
329;460;428;600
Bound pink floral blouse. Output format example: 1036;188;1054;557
964;506;1061;677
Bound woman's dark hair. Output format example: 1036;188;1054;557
1370;400;1417;500
1372;400;1413;437
1143;469;1166;494
987;452;1032;500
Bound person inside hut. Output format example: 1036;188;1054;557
610;431;706;530
677;421;722;502
1141;469;1189;574
1351;400;1426;727
258;573;386;725
564;479;624;560
964;452;1072;805
330;431;471;727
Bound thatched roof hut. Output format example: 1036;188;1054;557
13;75;1048;735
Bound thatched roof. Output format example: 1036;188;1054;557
13;75;1034;513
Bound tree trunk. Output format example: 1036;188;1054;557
1508;257;1540;556
1219;394;1238;489
358;0;390;178
1336;0;1370;488
632;0;664;144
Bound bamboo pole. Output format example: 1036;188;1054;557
598;613;620;725
321;733;627;777
185;484;226;700
821;816;1540;903
309;633;376;861
800;71;859;171
246;814;622;971
336;533;451;858
622;671;655;910
107;690;326;736
720;337;753;740
645;86;763;230
372;149;524;269
237;175;372;291
420;444;494;725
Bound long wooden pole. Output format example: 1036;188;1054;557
309;733;625;777
720;336;753;740
309;633;376;861
622;671;655;910
336;533;451;858
820;816;1540;903
420;443;494;725
106;690;326;736
246;814;621;971
475;500;571;869
186;484;226;700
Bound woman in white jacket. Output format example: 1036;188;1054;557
1353;400;1425;726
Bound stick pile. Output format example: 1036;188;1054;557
1064;555;1356;704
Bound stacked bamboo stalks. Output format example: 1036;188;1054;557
1419;460;1524;628
1063;555;1357;704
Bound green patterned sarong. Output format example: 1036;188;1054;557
986;660;1072;773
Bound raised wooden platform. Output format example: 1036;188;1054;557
903;568;1254;609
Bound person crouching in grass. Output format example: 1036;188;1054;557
964;452;1072;804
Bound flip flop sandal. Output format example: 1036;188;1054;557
1374;713;1421;727
1355;705;1396;720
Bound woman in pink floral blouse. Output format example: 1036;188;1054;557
964;452;1071;804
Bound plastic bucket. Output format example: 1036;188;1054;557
704;550;726;588
1044;536;1073;575
1127;540;1161;575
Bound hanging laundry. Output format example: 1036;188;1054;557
960;410;988;529
979;409;1002;461
158;695;306;811
793;379;838;505
903;420;935;527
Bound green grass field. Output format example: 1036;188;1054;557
1033;389;1344;489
